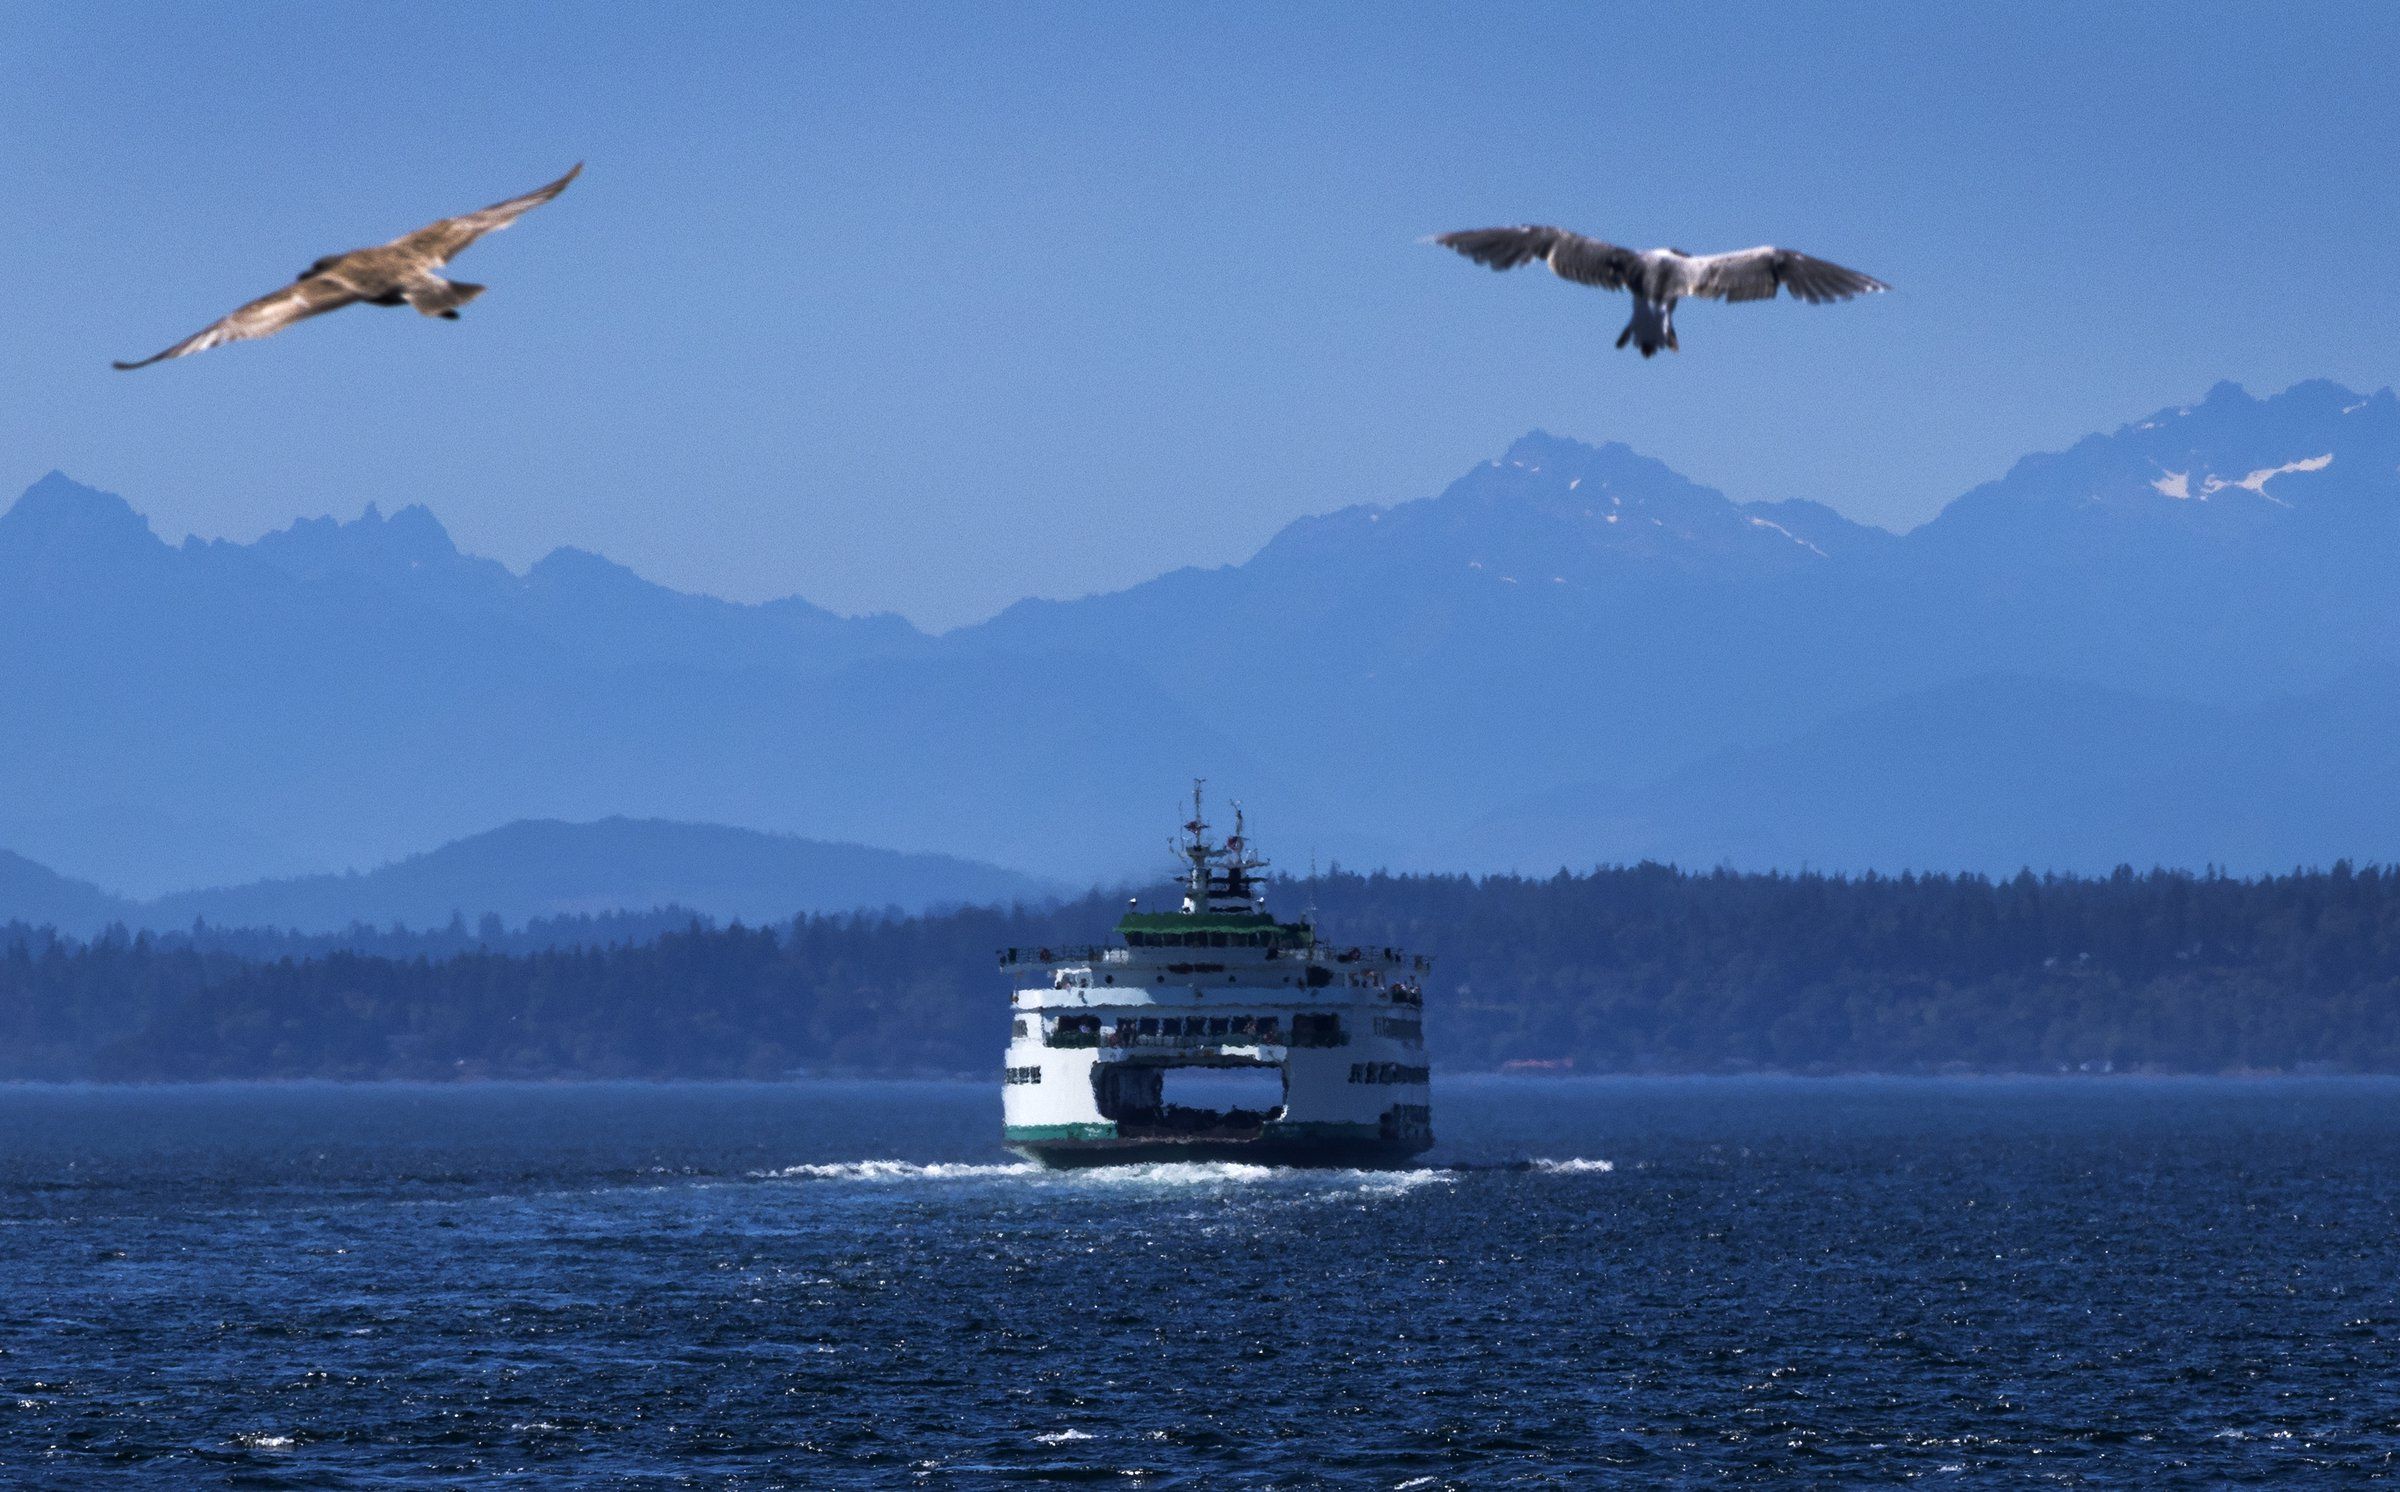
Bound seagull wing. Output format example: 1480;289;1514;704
1434;226;1639;291
1678;246;1888;304
389;162;582;266
112;273;365;369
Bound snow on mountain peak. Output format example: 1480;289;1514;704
2149;454;2331;507
2231;453;2331;494
1745;514;1830;557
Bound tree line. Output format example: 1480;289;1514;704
5;862;2400;1080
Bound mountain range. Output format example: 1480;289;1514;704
0;819;1061;939
4;376;2397;908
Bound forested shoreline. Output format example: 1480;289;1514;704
6;863;2400;1080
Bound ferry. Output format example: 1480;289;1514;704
1000;786;1433;1167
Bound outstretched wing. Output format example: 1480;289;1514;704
1434;226;1639;291
389;162;582;266
1678;246;1888;304
113;274;364;369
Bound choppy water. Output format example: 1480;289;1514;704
2;1077;2397;1486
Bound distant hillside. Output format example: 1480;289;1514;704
0;850;128;934
9;378;2400;882
0;819;1063;937
14;864;2400;1081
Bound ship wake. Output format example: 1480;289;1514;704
751;1160;1041;1182
750;1157;1455;1197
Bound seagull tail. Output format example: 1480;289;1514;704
1619;299;1675;358
406;279;486;319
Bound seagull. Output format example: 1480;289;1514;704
1433;226;1887;358
113;163;582;370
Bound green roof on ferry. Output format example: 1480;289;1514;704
1115;911;1310;937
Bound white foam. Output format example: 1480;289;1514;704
1344;1169;1457;1197
753;1160;1040;1182
751;1158;1454;1198
233;1433;296;1450
1033;1429;1096;1444
1531;1158;1616;1175
1070;1161;1285;1187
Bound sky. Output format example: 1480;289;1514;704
4;1;2397;630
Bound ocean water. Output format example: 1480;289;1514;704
2;1077;2396;1487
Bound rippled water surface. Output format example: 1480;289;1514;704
3;1077;2397;1486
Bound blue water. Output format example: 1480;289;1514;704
3;1077;2397;1487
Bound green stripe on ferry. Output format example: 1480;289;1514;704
1003;1122;1120;1141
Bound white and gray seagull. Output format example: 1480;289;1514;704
1433;226;1887;358
114;163;582;370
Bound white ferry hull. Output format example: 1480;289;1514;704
1003;1025;1432;1169
1006;1132;1431;1169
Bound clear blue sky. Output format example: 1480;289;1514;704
5;1;2396;628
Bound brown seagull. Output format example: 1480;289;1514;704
1434;226;1887;358
114;163;582;370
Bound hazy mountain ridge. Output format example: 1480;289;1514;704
0;819;1062;938
0;850;127;934
6;377;2398;886
0;475;1256;888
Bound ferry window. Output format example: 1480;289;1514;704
1103;974;1115;985
1208;1017;1229;1036
1233;1016;1254;1035
1012;1019;1026;1038
1138;1017;1158;1035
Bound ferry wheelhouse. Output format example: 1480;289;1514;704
1000;787;1432;1167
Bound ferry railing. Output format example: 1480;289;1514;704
1000;945;1433;973
1101;1029;1285;1050
1086;1027;1352;1050
998;946;1117;968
